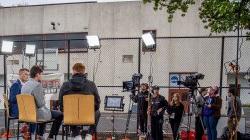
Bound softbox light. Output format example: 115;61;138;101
1;41;14;54
86;35;100;49
142;33;155;48
25;44;36;56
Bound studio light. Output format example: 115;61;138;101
25;44;36;56
1;40;14;54
142;32;156;48
86;35;100;49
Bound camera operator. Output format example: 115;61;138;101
195;87;207;140
148;85;168;140
130;83;150;135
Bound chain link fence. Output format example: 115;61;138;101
0;35;249;138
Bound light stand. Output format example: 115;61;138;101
87;35;101;82
124;90;136;140
104;96;125;140
25;44;36;69
141;32;156;140
1;40;14;129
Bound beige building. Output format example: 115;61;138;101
0;1;249;111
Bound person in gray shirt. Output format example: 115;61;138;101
21;66;63;140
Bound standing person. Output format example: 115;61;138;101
9;68;36;136
59;63;101;140
149;86;168;140
168;93;184;140
195;88;207;140
21;65;63;140
203;86;222;140
227;86;242;140
131;83;149;135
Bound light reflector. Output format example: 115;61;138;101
1;41;14;53
86;35;100;49
142;33;155;47
25;44;36;55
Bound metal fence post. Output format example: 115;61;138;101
138;38;141;74
3;54;7;128
219;36;225;96
67;40;71;80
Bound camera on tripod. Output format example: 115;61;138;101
123;73;143;92
177;73;205;89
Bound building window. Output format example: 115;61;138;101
122;55;133;63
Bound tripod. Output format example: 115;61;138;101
185;87;205;140
123;90;136;139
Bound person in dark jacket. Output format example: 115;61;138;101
131;83;149;135
59;63;101;140
203;86;222;140
149;85;168;140
9;68;29;117
168;93;184;140
9;68;37;135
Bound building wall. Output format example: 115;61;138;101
0;1;209;37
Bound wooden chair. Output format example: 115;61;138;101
62;94;95;140
16;94;55;140
3;94;19;140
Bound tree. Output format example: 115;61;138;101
143;0;250;35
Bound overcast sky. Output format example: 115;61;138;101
0;0;138;6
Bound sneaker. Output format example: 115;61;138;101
85;134;92;140
74;135;83;140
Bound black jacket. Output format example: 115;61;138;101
59;73;101;111
168;103;184;123
131;91;149;114
151;95;168;117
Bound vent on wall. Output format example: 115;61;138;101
122;55;133;63
7;60;19;65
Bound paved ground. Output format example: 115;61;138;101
0;107;249;140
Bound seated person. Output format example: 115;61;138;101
59;63;101;140
9;68;29;117
9;68;36;135
21;65;63;140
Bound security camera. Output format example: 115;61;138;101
50;22;56;30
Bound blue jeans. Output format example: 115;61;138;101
29;124;36;134
203;116;219;140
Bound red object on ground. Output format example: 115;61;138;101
180;130;196;140
1;132;13;138
202;134;208;140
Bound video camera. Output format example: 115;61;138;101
177;73;204;89
123;73;143;92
